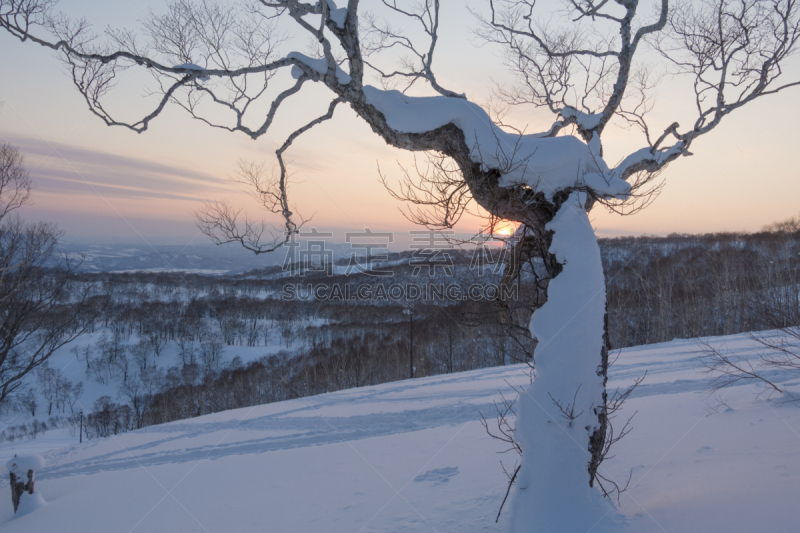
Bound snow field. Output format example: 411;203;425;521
0;331;798;532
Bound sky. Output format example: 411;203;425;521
1;0;799;250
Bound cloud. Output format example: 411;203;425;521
8;135;232;203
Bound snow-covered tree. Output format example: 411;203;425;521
2;0;800;530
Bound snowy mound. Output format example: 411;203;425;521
6;455;45;477
14;493;47;517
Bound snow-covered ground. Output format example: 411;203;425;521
2;332;799;532
0;321;313;441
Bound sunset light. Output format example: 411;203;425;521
1;1;799;531
496;223;517;237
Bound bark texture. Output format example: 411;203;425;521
9;469;35;513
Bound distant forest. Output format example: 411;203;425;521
6;218;800;441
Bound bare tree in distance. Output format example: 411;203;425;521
0;141;98;405
698;327;800;403
698;211;800;403
2;0;800;529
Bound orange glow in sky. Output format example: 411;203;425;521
496;223;517;237
1;1;799;244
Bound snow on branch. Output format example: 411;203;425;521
476;0;800;216
364;86;630;200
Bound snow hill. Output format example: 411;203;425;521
2;332;799;532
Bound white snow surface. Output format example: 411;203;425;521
288;52;352;84
615;143;684;175
2;332;800;531
363;86;632;200
326;0;347;28
172;63;210;81
14;492;46;517
6;455;45;477
561;106;604;130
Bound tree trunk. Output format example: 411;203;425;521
508;192;617;532
9;469;35;513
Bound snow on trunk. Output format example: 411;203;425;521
359;84;628;530
508;192;619;532
362;87;631;201
7;454;45;515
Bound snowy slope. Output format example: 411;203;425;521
2;332;800;532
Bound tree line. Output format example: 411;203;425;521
5;221;800;441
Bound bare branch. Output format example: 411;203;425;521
195;96;342;253
696;339;786;397
362;0;465;98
